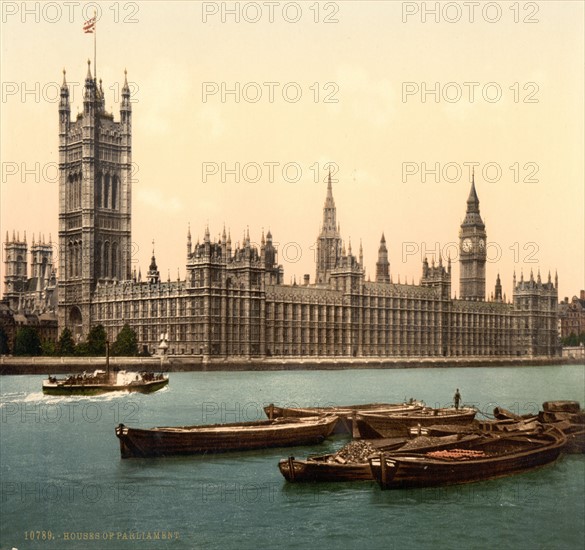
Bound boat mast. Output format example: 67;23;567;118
106;340;110;378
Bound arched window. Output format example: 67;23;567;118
111;176;118;210
95;241;102;278
111;242;119;279
96;173;102;207
73;174;78;209
76;173;82;209
68;242;73;278
104;241;110;278
68;174;74;209
73;242;79;277
104;174;110;209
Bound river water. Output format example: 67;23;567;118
1;365;584;550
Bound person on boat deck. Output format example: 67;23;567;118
454;389;461;410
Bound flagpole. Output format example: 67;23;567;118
93;9;97;81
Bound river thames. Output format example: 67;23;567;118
1;365;584;550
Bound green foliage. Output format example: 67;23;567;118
13;326;42;356
57;328;76;356
0;326;9;354
562;332;585;347
87;324;107;356
74;342;89;356
111;324;139;356
41;339;56;356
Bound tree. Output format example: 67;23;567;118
561;332;579;347
0;326;9;355
561;332;585;347
111;324;138;356
57;328;76;356
13;326;42;356
41;339;56;356
74;342;89;356
87;324;107;356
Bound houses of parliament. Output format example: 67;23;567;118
2;63;559;359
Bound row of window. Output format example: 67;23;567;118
98;148;121;162
65;172;121;211
95;241;121;280
66;173;82;210
95;173;119;209
67;241;82;278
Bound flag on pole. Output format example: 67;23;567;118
83;16;96;33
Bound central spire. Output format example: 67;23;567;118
322;168;337;232
326;167;334;201
315;167;343;284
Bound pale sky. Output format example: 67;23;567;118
1;1;584;301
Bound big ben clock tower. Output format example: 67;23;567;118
459;172;486;300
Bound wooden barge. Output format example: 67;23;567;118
279;434;483;483
356;407;477;438
369;428;566;489
264;401;423;434
115;415;338;459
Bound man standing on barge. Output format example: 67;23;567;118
454;389;461;410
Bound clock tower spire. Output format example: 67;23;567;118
459;170;486;300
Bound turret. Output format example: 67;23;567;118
83;59;96;114
187;224;192;257
59;69;70;132
421;251;451;300
98;78;105;112
147;242;160;284
3;232;28;304
120;69;131;127
494;273;502;302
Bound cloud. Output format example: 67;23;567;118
136;187;183;213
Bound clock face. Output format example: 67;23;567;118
478;238;485;250
462;238;473;252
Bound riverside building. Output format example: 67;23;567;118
4;64;560;360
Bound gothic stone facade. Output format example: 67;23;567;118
1;232;58;349
51;67;560;358
57;64;132;340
